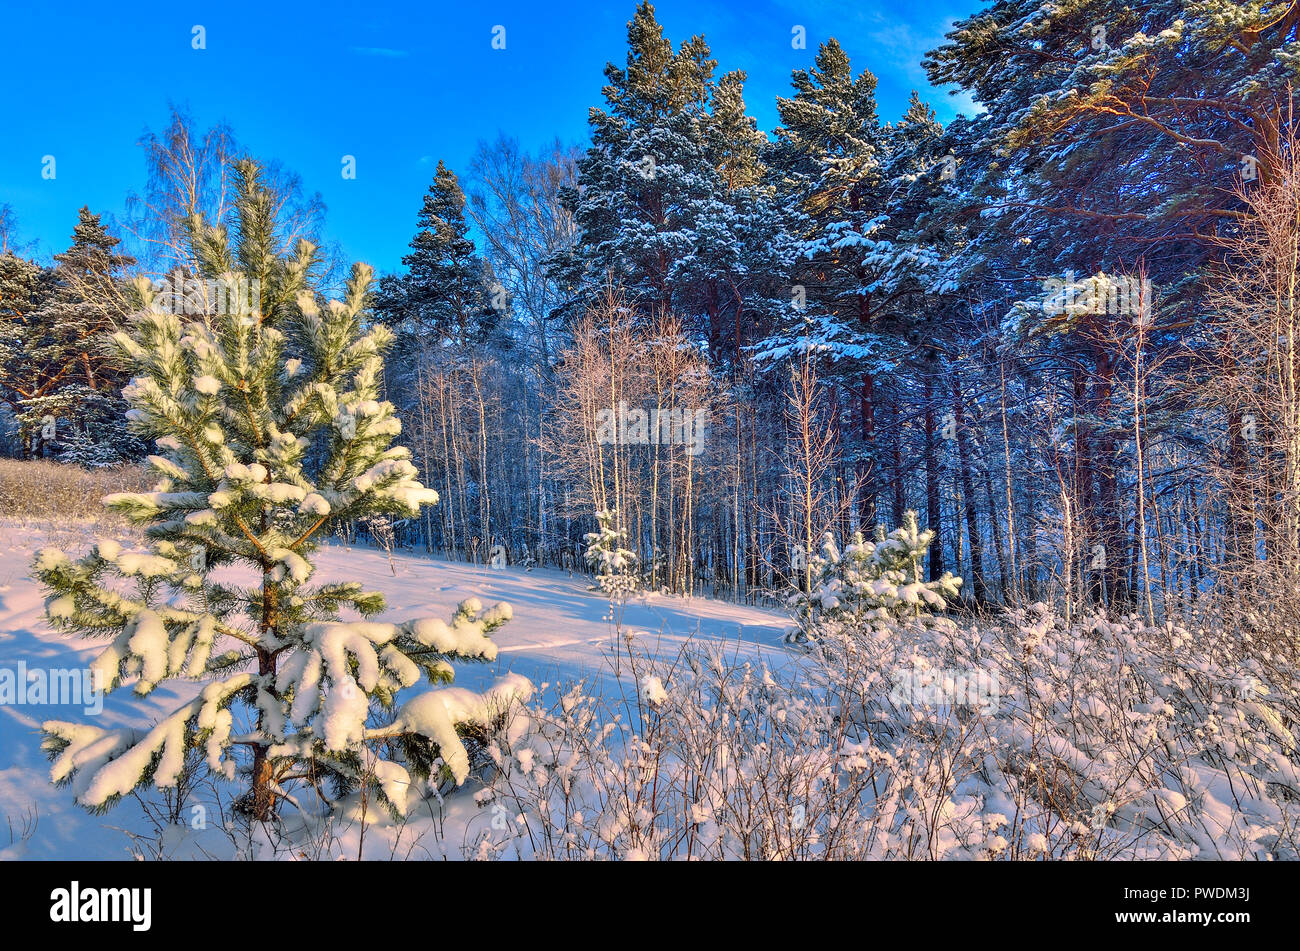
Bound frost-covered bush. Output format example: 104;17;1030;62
471;605;1300;860
788;510;961;640
32;160;531;823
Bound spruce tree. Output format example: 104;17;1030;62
35;160;529;822
374;159;494;355
47;207;136;389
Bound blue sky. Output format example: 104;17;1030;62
1;0;981;273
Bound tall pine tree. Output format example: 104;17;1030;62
374;159;497;358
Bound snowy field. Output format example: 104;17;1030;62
0;519;790;859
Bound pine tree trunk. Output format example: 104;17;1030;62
858;374;876;529
251;571;279;821
1091;349;1129;608
983;461;1009;602
923;359;945;581
951;372;987;602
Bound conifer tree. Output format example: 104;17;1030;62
584;507;639;597
35;160;530;822
47;207;136;378
759;45;938;533
789;511;961;640
762;39;895;359
375;159;495;357
688;68;796;365
0;210;140;461
921;2;1300;605
561;2;793;369
0;251;53;454
561;3;722;324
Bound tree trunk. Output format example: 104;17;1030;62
923;357;945;581
951;372;987;602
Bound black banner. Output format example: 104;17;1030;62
1;859;1288;940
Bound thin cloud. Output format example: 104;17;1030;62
351;46;410;58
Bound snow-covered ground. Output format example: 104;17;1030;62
11;518;1296;861
0;520;789;859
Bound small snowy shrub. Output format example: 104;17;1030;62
789;510;961;640
33;160;530;823
584;507;639;598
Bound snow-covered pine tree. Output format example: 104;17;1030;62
34;159;530;822
373;159;497;360
922;1;1300;607
0;250;53;455
24;207;140;464
756;41;925;534
559;3;725;325
789;511;961;640
685;66;797;368
761;38;893;360
584;507;639;597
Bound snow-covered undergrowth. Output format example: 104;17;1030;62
479;607;1300;860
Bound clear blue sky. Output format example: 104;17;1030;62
1;0;981;273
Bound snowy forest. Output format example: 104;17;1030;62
8;2;1298;619
2;0;1300;866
